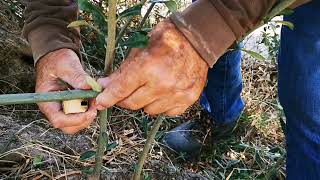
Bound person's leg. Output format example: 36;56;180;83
278;1;320;179
200;45;244;126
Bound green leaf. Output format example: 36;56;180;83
32;155;44;168
150;0;177;12
67;20;90;28
119;4;143;18
241;49;266;61
78;0;107;35
278;8;294;16
106;142;118;151
274;20;294;30
82;167;94;175
79;150;96;161
122;32;149;48
143;172;152;180
86;76;102;92
165;1;177;13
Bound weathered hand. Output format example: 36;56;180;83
96;20;209;116
36;49;97;134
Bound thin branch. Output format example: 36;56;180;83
115;0;149;47
115;16;135;47
133;116;165;180
92;0;117;178
138;2;156;30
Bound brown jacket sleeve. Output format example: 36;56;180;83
170;0;310;67
22;0;80;64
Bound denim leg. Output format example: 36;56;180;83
278;1;320;179
200;45;244;125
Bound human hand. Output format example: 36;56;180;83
96;20;209;116
36;49;97;134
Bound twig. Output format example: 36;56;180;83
115;16;135;47
133;115;165;180
138;2;156;30
125;1;156;58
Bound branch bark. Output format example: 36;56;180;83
133;116;165;180
92;0;117;179
0;90;98;105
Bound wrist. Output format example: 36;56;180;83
36;49;79;71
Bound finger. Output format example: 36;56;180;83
144;99;175;115
60;70;91;90
55;56;91;90
96;64;146;110
164;106;188;116
117;86;158;110
38;101;97;129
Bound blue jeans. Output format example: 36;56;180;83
200;1;320;179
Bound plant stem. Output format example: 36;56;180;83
0;90;98;105
266;0;297;21
115;16;134;47
241;0;297;42
115;0;148;47
133;115;165;180
125;1;156;58
92;109;110;178
138;2;155;30
104;0;117;76
92;0;117;179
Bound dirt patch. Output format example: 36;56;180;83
0;0;34;94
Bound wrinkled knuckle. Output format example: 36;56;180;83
71;72;86;85
110;85;127;99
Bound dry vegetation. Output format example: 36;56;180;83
0;0;285;179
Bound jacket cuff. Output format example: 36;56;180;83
170;0;236;67
26;24;80;65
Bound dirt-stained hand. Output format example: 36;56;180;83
36;49;97;134
96;20;209;116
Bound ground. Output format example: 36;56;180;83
0;1;285;179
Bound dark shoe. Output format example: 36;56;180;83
162;121;206;159
211;120;238;140
162;112;239;158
